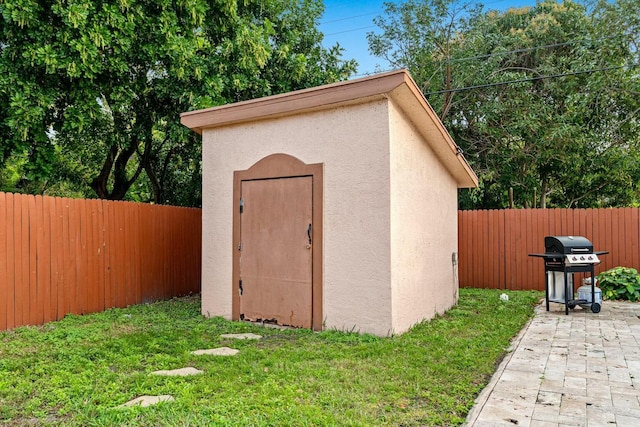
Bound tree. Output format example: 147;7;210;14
0;0;356;206
369;0;640;209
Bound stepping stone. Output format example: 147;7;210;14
191;347;239;356
220;333;262;340
150;367;203;377
118;395;174;408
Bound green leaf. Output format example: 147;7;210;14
0;0;356;205
598;266;640;301
372;0;640;209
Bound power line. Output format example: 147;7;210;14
320;11;380;25
423;63;637;95
322;0;517;26
351;35;623;77
447;37;618;64
319;0;536;38
324;25;377;36
318;0;507;28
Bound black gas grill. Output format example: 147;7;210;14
530;236;608;315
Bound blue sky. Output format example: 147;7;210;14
319;0;541;76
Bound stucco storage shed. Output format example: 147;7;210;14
181;69;478;336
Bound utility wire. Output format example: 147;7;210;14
423;63;637;95
324;25;377;36
320;1;629;77
320;0;516;26
320;11;380;25
447;36;618;63
320;0;534;34
350;34;623;77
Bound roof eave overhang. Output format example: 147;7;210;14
180;70;408;134
180;69;478;189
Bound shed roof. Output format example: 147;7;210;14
181;69;478;188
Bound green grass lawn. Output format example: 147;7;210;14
0;288;541;426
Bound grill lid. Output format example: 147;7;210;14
545;236;593;254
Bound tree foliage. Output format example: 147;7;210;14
369;0;640;209
0;0;356;206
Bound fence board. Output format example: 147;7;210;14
103;201;115;309
143;203;155;301
503;209;514;289
51;197;63;321
497;210;506;289
611;209;621;271
0;192;201;331
13;195;22;327
470;210;478;287
83;198;92;313
510;210;520;289
159;206;167;299
458;212;468;286
173;207;181;296
5;194;15;329
457;212;466;285
85;199;97;314
118;202;132;307
78;198;88;314
126;202;137;306
28;195;38;325
115;201;128;308
189;209;201;293
459;208;640;290
138;203;150;302
95;199;106;312
489;210;498;288
61;199;71;316
35;196;48;324
66;198;80;315
0;193;7;330
524;209;533;291
533;209;546;289
163;207;170;299
478;210;487;286
578;209;587;239
68;197;78;314
515;210;526;289
630;208;639;271
20;196;29;325
155;204;164;299
598;210;611;272
623;208;633;268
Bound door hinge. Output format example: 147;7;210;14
239;279;243;296
239;198;244;214
238;242;242;251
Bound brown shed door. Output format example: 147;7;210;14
239;176;313;328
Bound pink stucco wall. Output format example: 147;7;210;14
389;100;460;333
201;100;395;335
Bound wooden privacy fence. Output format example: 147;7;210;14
458;208;640;291
0;192;201;331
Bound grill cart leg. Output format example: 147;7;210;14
564;271;570;315
590;270;601;313
545;275;550;311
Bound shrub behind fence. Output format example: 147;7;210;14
458;208;640;290
0;192;201;331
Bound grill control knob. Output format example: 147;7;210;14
580;256;585;261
